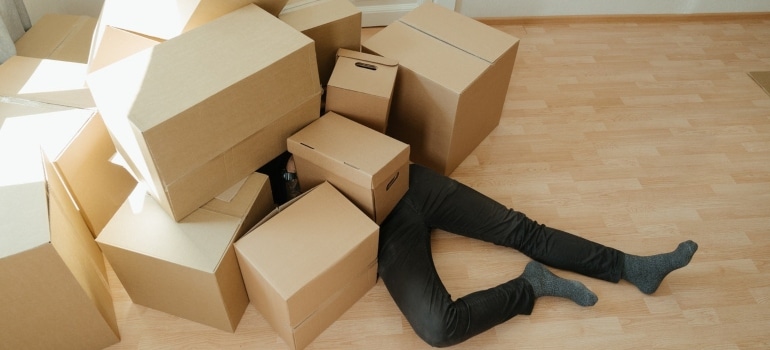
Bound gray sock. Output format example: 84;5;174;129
622;240;698;294
521;261;598;307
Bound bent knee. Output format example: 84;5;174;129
411;313;467;348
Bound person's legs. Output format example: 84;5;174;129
378;197;537;347
378;165;599;347
406;164;625;282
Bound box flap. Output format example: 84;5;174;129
0;101;91;256
399;3;518;64
287;112;409;188
0;56;95;109
88;25;163;74
336;48;397;67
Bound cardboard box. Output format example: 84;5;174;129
0;102;120;350
280;0;362;87
96;172;275;332
325;48;398;132
362;3;520;175
87;4;322;221
234;182;379;350
287;112;409;224
89;0;289;68
14;13;97;64
0;56;136;237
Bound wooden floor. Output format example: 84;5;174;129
105;16;770;349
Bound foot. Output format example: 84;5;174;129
521;261;598;307
622;240;698;294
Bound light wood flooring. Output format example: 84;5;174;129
105;16;770;349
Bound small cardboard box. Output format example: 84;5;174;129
96;172;275;332
87;4;322;221
0;56;136;237
325;48;398;132
362;3;520;175
280;0;362;87
234;182;379;350
287;112;409;224
14;13;97;64
0;102;120;350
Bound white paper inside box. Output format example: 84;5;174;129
234;182;379;349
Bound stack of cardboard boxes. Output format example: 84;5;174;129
0;0;519;349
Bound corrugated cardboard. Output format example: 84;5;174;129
89;0;289;68
287;112;409;224
234;182;379;350
362;3;520;175
280;0;361;87
0;56;136;237
325;48;398;132
14;13;97;64
96;172;274;332
87;4;322;221
0;102;120;350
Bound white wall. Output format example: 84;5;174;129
456;0;770;18
21;0;770;25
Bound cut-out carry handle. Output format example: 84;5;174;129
355;62;378;71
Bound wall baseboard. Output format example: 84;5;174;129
477;12;770;25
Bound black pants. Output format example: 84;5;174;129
378;164;624;347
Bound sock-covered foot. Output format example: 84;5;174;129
622;240;698;295
521;261;598;307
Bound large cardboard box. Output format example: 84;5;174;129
235;182;379;350
0;56;136;237
287;112;409;224
0;102;120;350
325;48;398;133
14;13;97;64
87;4;322;221
96;172;275;332
280;0;361;87
362;3;520;175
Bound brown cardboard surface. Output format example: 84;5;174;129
0;56;94;109
362;2;520;175
14;13;97;64
326;48;398;132
234;182;379;350
89;0;281;60
280;0;361;87
96;172;274;332
288;112;409;224
87;4;322;221
0;57;136;237
0;103;120;349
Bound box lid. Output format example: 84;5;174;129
329;48;397;99
287;112;409;188
0;101;93;257
97;172;271;272
0;56;95;109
